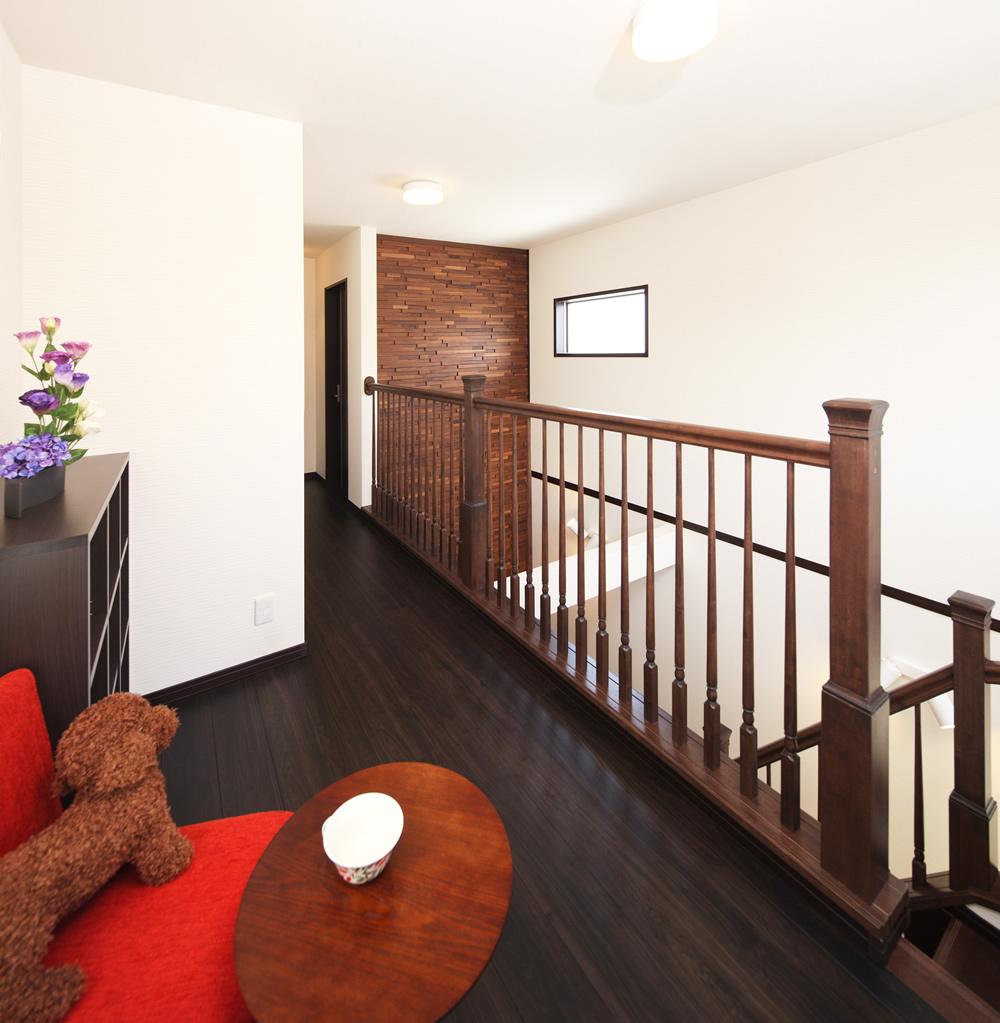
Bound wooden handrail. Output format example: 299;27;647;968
755;665;955;768
987;660;1000;685
475;395;831;467
755;721;821;768
364;378;463;406
888;665;954;714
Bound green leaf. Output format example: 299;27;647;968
20;364;44;381
51;404;78;420
67;448;87;463
23;422;40;436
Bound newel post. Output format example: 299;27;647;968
819;399;890;900
459;375;488;592
948;591;997;892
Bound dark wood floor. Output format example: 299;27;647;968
161;480;940;1022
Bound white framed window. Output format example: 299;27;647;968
553;286;648;357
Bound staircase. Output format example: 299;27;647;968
890;907;1000;1021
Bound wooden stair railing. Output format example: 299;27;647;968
364;375;908;949
755;594;999;916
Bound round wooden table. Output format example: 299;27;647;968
234;762;512;1022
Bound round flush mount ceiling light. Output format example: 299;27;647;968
631;0;717;63
402;180;444;206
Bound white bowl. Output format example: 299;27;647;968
321;792;404;885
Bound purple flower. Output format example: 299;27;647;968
19;389;60;415
0;433;72;479
54;363;89;393
15;331;42;354
61;342;91;362
39;317;61;338
42;350;74;369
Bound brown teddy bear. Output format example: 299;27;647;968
0;694;192;1023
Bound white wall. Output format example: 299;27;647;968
528;106;1000;876
304;256;317;474
314;227;376;506
0;19;20;361
531;104;1000;605
20;67;305;695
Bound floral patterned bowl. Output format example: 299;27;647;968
321;792;404;885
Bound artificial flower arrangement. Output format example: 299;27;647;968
1;317;99;482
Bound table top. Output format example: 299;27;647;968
234;762;512;1023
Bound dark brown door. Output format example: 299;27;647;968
325;281;348;495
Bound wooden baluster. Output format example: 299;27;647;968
370;390;378;519
497;413;506;607
912;705;927;889
619;432;632;708
524;419;536;631
740;455;758;798
575;426;587;672
390;393;397;527
643;438;658;722
596;429;608;689
948;590;997;892
411;396;417;539
819;400;889;899
383;392;390;522
421;398;429;549
394;392;401;530
438;401;447;561
510;416;521;617
458;403;465;563
402;396;409;535
485;410;494;598
404;394;413;540
781;462;800;829
704;448;720;769
448;403;456;569
557;423;569;657
430;399;438;556
540;421;551;641
369;381;376;510
673;443;686;744
459;375;486;590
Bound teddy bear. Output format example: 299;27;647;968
0;694;192;1023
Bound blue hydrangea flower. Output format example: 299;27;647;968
0;433;72;480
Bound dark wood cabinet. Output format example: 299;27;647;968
0;453;130;744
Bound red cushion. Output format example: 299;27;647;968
48;810;291;1022
0;668;61;855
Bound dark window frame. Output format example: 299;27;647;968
552;285;649;358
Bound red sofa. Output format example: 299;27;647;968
0;668;291;1021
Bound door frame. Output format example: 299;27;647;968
324;279;349;496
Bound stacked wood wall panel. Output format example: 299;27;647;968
376;234;529;566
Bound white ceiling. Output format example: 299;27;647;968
3;0;1000;250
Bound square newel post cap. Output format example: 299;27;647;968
462;374;487;394
823;399;889;438
364;376;376;395
949;590;996;626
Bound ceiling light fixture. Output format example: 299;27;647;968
402;180;444;206
631;0;717;63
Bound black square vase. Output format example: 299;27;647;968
3;465;66;519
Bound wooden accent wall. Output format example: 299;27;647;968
377;234;530;565
376;235;528;397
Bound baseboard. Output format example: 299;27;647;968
305;471;321;480
148;643;307;705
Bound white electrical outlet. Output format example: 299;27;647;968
254;594;274;626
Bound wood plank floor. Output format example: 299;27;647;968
160;480;941;1022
